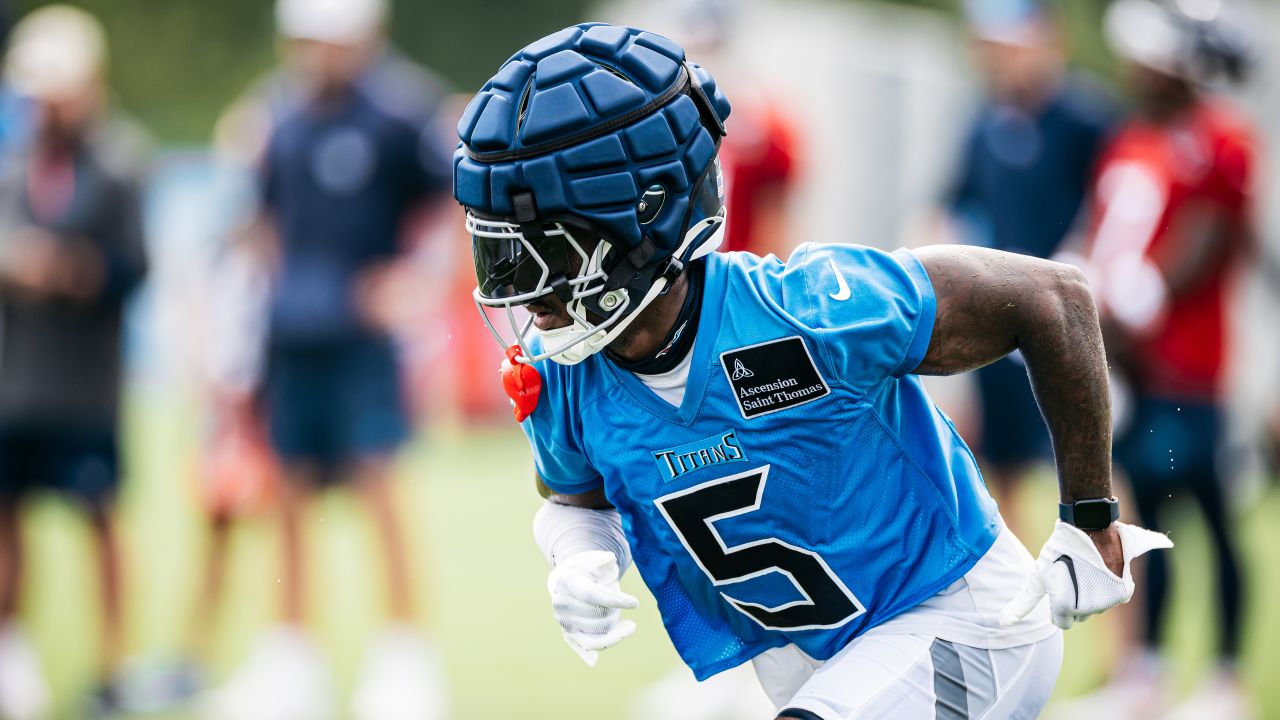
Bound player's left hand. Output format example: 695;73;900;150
999;520;1172;630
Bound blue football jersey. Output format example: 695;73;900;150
521;244;1001;680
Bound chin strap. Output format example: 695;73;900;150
600;213;722;297
554;217;724;364
607;258;704;375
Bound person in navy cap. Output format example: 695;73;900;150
943;0;1117;534
200;0;452;716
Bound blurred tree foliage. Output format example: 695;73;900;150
9;0;598;143
6;0;1115;144
881;0;1119;79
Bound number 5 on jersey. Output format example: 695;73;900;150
655;466;865;631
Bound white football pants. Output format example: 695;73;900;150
753;631;1063;720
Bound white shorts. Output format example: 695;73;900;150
752;631;1063;720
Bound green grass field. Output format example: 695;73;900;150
15;393;1280;719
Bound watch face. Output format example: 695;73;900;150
1072;498;1118;529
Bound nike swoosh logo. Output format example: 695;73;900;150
1054;555;1079;608
827;258;851;301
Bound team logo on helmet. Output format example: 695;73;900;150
638;185;666;225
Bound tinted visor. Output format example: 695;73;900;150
472;232;549;300
469;214;607;303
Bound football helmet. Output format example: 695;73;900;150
453;23;731;365
1105;0;1253;84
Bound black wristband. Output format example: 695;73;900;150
1059;497;1119;530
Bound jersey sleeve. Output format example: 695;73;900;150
782;243;936;393
1209;126;1255;215
518;356;605;496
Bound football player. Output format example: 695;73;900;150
1055;1;1258;716
454;24;1170;718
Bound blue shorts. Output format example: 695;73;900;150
0;422;120;508
976;355;1052;468
1115;395;1220;491
264;338;410;471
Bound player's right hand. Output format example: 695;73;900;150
546;550;639;666
999;520;1172;630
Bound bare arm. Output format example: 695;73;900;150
911;245;1120;569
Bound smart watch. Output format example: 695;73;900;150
1059;497;1120;530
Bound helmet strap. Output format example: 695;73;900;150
606;258;705;375
685;61;727;140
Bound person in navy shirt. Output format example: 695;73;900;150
455;23;1167;720
202;0;451;716
945;0;1116;534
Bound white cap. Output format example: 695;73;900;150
1104;0;1189;78
276;0;387;45
964;0;1053;48
5;5;107;101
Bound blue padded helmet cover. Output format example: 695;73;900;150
453;23;732;261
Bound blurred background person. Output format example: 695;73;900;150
677;0;800;260
177;49;284;678
941;0;1115;535
198;0;453;717
179;103;280;701
0;5;148;718
1056;1;1258;717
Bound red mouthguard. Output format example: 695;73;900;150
500;345;542;422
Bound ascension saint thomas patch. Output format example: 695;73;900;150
720;336;830;419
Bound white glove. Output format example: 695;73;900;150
999;520;1173;630
546;550;639;666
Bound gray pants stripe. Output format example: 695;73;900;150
931;638;968;720
957;644;999;718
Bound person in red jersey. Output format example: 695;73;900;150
717;101;797;257
1057;1;1257;717
1086;75;1254;402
